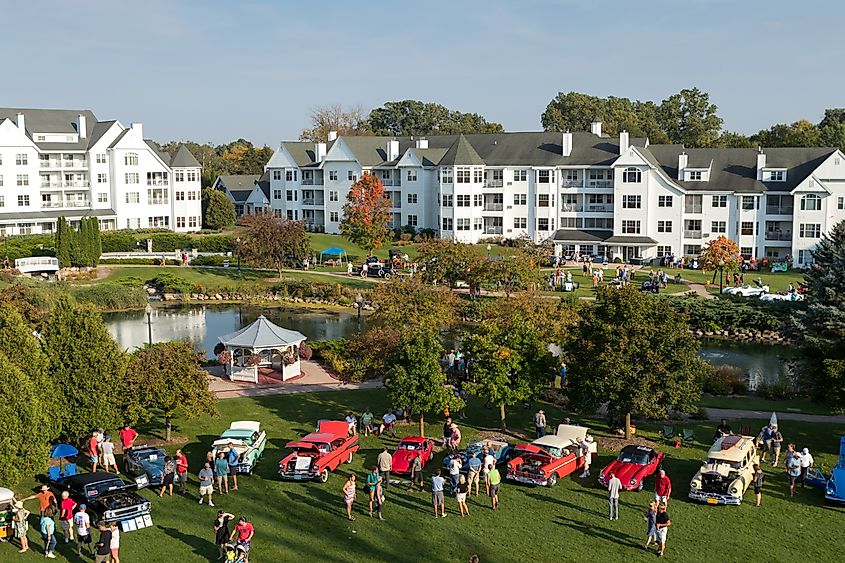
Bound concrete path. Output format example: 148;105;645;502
685;282;716;299
207;360;381;399
703;407;845;424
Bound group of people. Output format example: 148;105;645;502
347;408;401;437
213;512;254;562
604;468;673;558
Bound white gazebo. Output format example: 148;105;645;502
218;315;307;383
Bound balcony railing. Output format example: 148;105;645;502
765;232;792;241
485;179;503;188
150;198;169;205
587;180;613;188
64;181;90;188
483;203;504;211
766;206;793;215
563;179;581;187
40;161;62;168
41;201;64;208
684;230;703;239
586;204;613;212
41;182;62;189
65;200;91;208
63;160;88;168
382;178;400;187
483;227;503;235
147;179;168;186
301;179;314;185
684;206;703;214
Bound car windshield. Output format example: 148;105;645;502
544;446;562;458
136;450;164;462
84;479;125;498
618;450;650;465
708;458;741;470
398;442;419;451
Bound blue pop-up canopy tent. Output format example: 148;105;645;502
319;246;347;265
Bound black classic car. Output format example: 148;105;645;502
124;446;167;486
52;472;153;531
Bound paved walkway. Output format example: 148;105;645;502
704;407;845;424
207;360;381;399
685;282;715;299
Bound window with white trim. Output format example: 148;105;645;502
96;153;107;164
176;191;185;201
473;168;483;183
712;195;727;207
330;211;339;222
621;220;641;234
457;218;470;231
740;222;754;235
272;189;281;200
18;195;30;206
440;169;453;183
514;194;527;205
800;194;822;211
658;221;672;233
407;215;418;227
124;153;138;166
176;217;185;228
514;217;527;229
347;171;356;182
455;167;470;183
473;194;482;207
622;167;641;183
329;191;338;202
622;195;641;209
125;192;139;204
741;196;756;210
188;191;198;201
741;247;753;259
537;218;549;231
15;154;28;165
189;216;198;229
97;193;108;203
537;170;554;183
442;195;453;207
711;221;727;233
286;190;296;201
406;170;417;182
768;170;785;182
16;174;28;186
657;245;672;256
799;223;821;238
658;195;673;207
442;217;453;230
538;194;550;207
329;170;338;181
457;195;470;207
513;170;527;182
125;173;139;184
838;197;844;210
798;249;812;265
273;170;282;181
286;170;298;182
688;170;703;181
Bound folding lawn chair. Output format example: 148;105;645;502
681;428;695;443
659;425;675;441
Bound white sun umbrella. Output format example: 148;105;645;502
770;412;778;427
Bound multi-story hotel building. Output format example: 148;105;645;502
250;124;845;266
0;108;202;235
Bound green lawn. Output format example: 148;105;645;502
699;394;833;416
540;268;692;299
676;269;803;293
7;389;845;562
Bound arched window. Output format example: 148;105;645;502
800;194;822;211
622;167;641;183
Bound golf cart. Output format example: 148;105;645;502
0;487;15;540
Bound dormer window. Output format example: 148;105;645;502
767;170;786;182
688;171;702;181
622;167;641;183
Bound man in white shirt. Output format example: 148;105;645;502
800;448;814;488
380;410;397;437
448;456;462;494
607;472;622;520
73;504;92;557
482;448;496;495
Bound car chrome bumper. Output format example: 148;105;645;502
231;462;254;474
507;473;549;486
279;471;318;481
688;491;741;505
824;493;845;504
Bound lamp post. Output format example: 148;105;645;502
718;259;725;294
486;243;492;259
145;303;153;347
236;237;241;273
355;293;363;323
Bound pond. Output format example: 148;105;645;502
103;304;364;358
104;304;797;389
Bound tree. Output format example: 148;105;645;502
752;120;821;148
202;188;237;230
488;252;541;296
91;217;102;266
540;92;667;140
125;341;217;441
41;296;128;441
566;287;708;434
712;131;753;148
699;236;742;284
299;104;372;142
238;213;311;278
386;328;462;437
791;220;845;411
417;239;487;289
658;87;723;147
367;100;503;136
464;315;555;429
339;173;392;254
0;352;52;486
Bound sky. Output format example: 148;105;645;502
3;0;843;146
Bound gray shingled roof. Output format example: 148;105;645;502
170;145;201;168
440;135;485;166
218;315;306;348
604;235;659;244
0;208;116;222
228;190;253;203
550;229;609;242
215;175;260;190
409;147;448;167
0;108;98;151
87;120;118;148
761;147;837;192
256;171;271;200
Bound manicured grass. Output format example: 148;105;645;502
540;268;691;299
7;389;844;562
676;269;803;293
699;394;832;416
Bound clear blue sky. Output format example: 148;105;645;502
3;0;842;146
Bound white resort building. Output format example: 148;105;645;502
246;124;845;266
0;108;202;235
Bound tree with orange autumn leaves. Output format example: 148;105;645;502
699;235;742;283
339;173;392;254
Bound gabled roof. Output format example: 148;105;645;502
644;145;766;194
218;315;307;349
108;129;131;149
255;170;271;200
409;147;449;167
87;120;119;147
762;147;837;193
440;134;485;166
0;107;98;150
215;174;260;191
170;145;201;168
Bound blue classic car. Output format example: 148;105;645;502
442;439;513;474
124;446;167;486
823;436;845;504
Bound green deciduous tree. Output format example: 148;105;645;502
55;217;72;268
752;120;821;148
299;104;372;142
658;87;723;147
386;328;462;437
339;173;392;254
239;213;311;278
792;220;845;411
202;188;237;230
367;100;503;136
566;287;708;434
125;341;217;441
41;296;128;442
712;131;753;148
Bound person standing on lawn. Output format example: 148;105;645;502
100;435;120;474
770;425;784;466
88;431;100;473
487;464;501;511
342;474;357;521
215;451;230;495
787;452;802;497
579;435;593;478
159;455;176;497
455;474;470;517
58;490;76;544
449;423;462;452
753;464;765;507
373;477;385;520
757;424;773;463
230;516;254;563
654;469;672;505
643;501;658;551
12;500;30;553
198;462;215;506
377;447;392;489
431;469;447;518
655;503;671;558
607;472;621;520
367;467;381;517
408;454;424;492
108;521;121;563
448;455;462;494
799;448;814;488
214;510;235;559
40;506;57;559
482;448;495;496
466;454;482;496
119;424;138;455
534;409;547;438
227;443;240;492
175;449;189;494
442;417;453;450
74;504;92;557
94;521;112;563
24;485;57;516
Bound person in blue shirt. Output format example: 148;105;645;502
466;454;483;496
227;443;240;491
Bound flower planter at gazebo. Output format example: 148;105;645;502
217;315;307;383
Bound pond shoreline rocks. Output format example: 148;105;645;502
690;328;790;344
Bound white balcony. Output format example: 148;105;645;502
483;203;504;211
63;181;90;188
65;200;91;208
485;179;503;188
483;227;503;235
62;160;88;168
684;230;703;239
587;180;612;188
149;198;169;205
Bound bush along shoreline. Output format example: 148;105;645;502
670;296;796;344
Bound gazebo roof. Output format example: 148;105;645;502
218;315;307;349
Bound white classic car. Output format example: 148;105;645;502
759;292;804;302
211;421;268;475
721;285;769;297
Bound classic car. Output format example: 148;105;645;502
759;292;804;302
598;445;664;491
0;487;14;540
211;421;268;475
51;472;152;531
721;284;770;297
507;425;590;487
689;435;758;505
124;446;166;486
823;436;845;504
391;437;434;475
443;439;514;474
278;420;359;483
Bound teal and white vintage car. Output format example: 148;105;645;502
211;421;267;475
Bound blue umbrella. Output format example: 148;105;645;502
50;444;79;459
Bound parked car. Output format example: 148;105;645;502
823;436;845;504
124;446;166;486
722;285;769;297
689;435;758;505
598;445;664;491
507;425;589;487
443;439;514;474
640;280;660;294
51;472;152;531
0;487;14;540
391;437;434;475
211;421;268;475
278;420;359;483
759;292;804;302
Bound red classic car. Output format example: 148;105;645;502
507;425;589;487
391;437;434;474
598;445;664;491
278;421;359;483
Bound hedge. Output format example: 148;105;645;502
100;231;236;253
3;234;55;262
99;258;181;266
669;296;799;333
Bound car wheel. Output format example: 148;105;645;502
318;469;329;483
636;480;644;492
346;452;353;464
384;272;392;280
547;474;557;487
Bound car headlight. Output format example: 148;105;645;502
827;487;834;495
599;471;605;479
729;487;738;495
630;478;637;485
690;481;698;489
143;502;151;511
